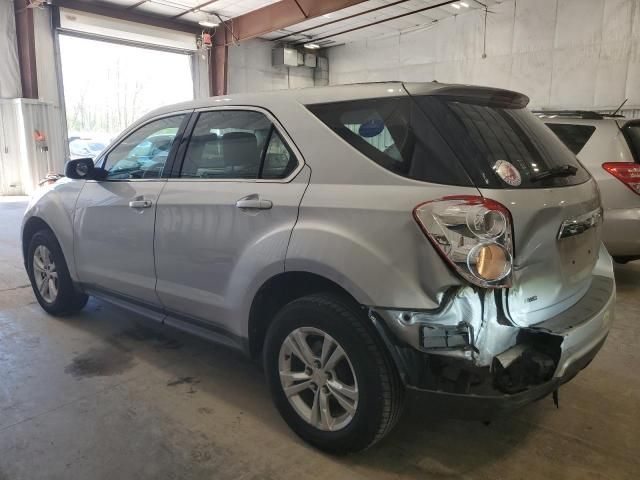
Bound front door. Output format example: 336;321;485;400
154;108;309;338
74;113;188;307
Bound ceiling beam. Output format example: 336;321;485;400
292;0;457;45
223;0;368;44
172;0;219;20
14;0;38;99
52;0;201;34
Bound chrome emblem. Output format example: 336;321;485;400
557;208;602;239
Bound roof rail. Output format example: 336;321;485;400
532;110;625;119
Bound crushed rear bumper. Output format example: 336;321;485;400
369;273;615;418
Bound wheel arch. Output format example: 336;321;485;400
22;216;54;267
247;271;364;359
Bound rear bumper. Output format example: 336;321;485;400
602;207;640;256
404;334;607;419
370;273;615;418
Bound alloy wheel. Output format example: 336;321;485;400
278;327;359;431
33;245;58;303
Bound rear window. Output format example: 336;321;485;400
307;97;473;186
309;95;591;189
622;122;640;162
413;96;591;188
545;123;596;154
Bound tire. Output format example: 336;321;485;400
264;293;404;454
26;229;88;316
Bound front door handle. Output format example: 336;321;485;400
129;200;153;209
235;196;272;210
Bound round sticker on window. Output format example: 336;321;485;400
493;160;522;187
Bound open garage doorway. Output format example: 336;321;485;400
59;34;195;159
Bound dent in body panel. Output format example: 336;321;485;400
22;178;85;282
480;180;601;326
286;183;472;310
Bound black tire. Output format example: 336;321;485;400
264;293;404;454
26;229;88;316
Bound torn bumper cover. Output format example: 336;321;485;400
369;274;615;418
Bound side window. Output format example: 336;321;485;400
262;130;298;179
179;110;271;179
545;123;596;155
103;115;185;180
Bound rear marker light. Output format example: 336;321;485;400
602;162;640;195
413;196;514;288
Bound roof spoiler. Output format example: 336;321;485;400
404;83;529;109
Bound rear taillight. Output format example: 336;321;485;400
602;162;640;195
413;196;513;288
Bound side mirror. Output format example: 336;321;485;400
64;158;107;180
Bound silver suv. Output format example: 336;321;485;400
23;83;615;453
538;111;640;263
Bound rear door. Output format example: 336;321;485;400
154;107;309;339
407;86;601;326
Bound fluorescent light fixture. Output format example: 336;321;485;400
460;1;469;6
199;19;219;27
304;43;320;49
451;3;461;8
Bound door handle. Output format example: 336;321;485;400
129;200;153;209
235;197;272;210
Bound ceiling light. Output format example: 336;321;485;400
460;1;469;6
199;19;219;28
451;3;461;8
323;14;332;18
304;43;320;49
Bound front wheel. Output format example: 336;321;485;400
264;293;404;453
27;229;88;316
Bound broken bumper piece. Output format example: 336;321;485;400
369;274;615;418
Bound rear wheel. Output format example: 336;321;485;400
27;229;88;316
264;293;404;453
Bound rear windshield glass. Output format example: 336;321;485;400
307;97;473;186
413;96;591;188
623;122;640;162
309;95;590;188
545;123;596;154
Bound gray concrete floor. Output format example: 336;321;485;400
0;196;638;480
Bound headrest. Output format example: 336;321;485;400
222;131;258;168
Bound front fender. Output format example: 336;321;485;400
22;179;84;281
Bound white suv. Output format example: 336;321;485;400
538;111;640;263
23;83;615;453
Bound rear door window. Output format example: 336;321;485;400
545;123;596;154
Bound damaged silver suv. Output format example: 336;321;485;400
22;82;615;454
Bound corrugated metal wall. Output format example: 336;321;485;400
328;0;640;112
0;0;21;99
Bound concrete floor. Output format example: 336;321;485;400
0;196;638;480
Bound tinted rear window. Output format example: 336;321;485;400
545;123;596;154
623;122;640;162
413;96;591;188
307;97;473;186
309;95;590;189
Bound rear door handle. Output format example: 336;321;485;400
129;200;153;209
235;197;272;210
